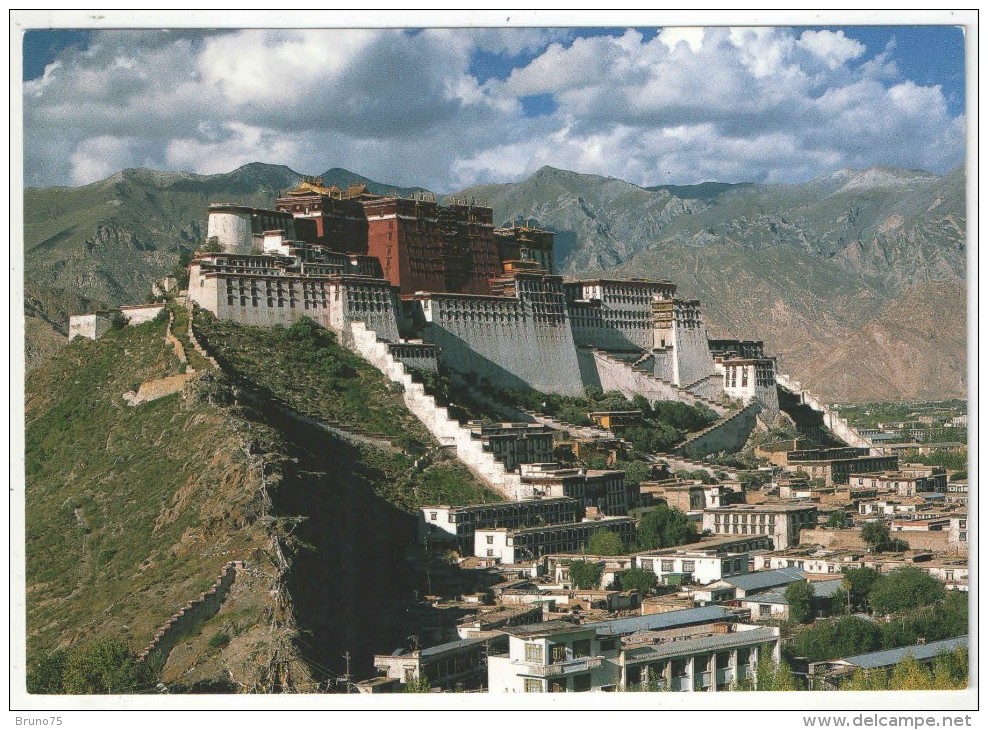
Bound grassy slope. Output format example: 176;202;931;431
24;319;273;660
193;313;499;511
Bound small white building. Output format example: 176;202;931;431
634;549;749;586
68;312;114;341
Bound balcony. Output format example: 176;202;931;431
513;656;603;677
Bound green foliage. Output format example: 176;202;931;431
861;521;891;550
838;647;968;691
619;567;657;594
624;422;681;453
568;560;604;589
29;638;158;694
26;649;69;694
633;503;699;551
493;386;715;448
617;460;654;490
208;631;230;649
110;311;127;330
791;616;883;663
748;653;803;691
785;581;816;623
791;592;967;664
404;675;433;693
842;567;882;610
587;530;627;556
825;512;848;528
868;567;945;616
194;313;434;447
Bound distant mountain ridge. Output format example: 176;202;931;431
22;162;967;402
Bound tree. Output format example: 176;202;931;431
568;560;604;589
861;521;891;551
842;567;883;610
587;530;626;556
825;512;848;528
404;675;433;693
634;504;699;551
785;580;816;623
868;567;945;615
620;567;658;594
791;616;882;663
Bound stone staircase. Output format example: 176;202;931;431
591;349;729;415
673;401;763;458
349;322;531;501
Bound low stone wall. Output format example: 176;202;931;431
123;373;196;406
185;307;221;369
585;350;728;415
138;560;242;664
349;321;527;500
165;309;192;370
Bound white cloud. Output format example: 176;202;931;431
22;26;965;190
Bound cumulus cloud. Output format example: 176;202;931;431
21;26;965;189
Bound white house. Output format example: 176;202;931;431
634;549;750;586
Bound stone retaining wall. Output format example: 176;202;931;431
138;560;242;665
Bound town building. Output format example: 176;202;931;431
474;517;637;564
487;608;781;692
807;636;968;690
372;633;509;691
418;498;581;552
850;467;948;496
633;548;750;586
702;503;819;549
520;463;633;516
738;578;844;621
783;448;899;487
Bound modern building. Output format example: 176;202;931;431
487;609;782;692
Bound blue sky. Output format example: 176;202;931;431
21;24;968;190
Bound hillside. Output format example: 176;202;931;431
452;165;968;403
24;308;499;692
22;161;968;402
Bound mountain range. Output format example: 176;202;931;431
22;162;968;403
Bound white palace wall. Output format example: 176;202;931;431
419;297;585;396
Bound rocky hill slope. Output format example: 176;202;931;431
453;165;967;402
24;308;497;692
22;163;967;402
